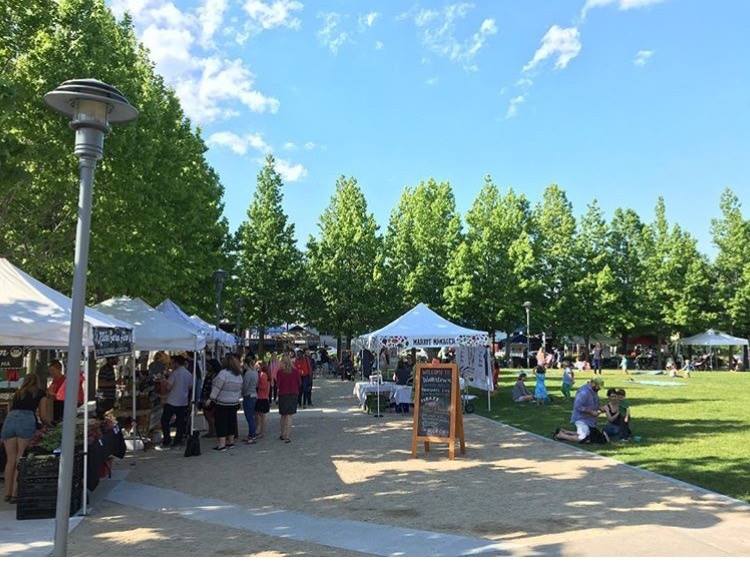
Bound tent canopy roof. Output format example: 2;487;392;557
359;303;489;349
0;258;133;348
96;297;205;351
679;329;749;347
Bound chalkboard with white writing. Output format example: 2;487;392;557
416;366;454;438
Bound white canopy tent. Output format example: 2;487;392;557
359;303;490;350
189;315;236;349
95;297;206;431
0;258;133;348
156;299;209;341
359;303;493;409
679;329;749;347
0;258;134;515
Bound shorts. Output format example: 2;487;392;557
1;410;37;439
561;383;572;397
255;399;270;414
278;394;297;416
574;420;591;441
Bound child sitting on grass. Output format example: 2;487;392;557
616;388;632;440
561;362;575;399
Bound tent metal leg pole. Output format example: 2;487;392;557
82;349;89;516
191;353;197;434
131;354;136;434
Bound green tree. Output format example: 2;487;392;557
711;188;750;336
0;0;229;316
532;185;578;337
384;179;462;315
306;176;384;348
237;155;303;352
444;176;538;349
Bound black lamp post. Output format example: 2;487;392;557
213;269;226;352
523;301;532;369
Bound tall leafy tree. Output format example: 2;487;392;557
0;0;229;316
306;176;384;347
444;176;538;347
711;188;750;336
384;179;462;315
532;185;578;337
567;200;618;345
237;155;303;352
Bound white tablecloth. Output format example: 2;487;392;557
391;385;413;405
353;381;397;404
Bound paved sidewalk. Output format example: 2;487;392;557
62;377;750;556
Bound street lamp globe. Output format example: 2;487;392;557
523;301;532;311
44;79;138;160
213;268;227;288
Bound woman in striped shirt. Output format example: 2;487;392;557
208;354;243;451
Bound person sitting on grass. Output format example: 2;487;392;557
534;365;550;405
616;388;632;440
553;377;608;444
561;362;575;399
512;372;534;402
602;388;625;441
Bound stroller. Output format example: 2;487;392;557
459;377;477;414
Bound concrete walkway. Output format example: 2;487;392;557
9;376;749;556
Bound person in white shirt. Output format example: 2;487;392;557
160;355;193;448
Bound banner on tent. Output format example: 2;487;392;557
93;327;133;358
0;346;25;369
457;346;494;391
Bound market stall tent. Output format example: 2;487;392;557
678;329;749;347
155;299;209;341
95;297;206;351
359;303;489;350
0;258;133;348
189;314;236;348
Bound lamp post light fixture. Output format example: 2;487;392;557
235;297;246;352
523;301;532;369
213;269;227;352
44;79;137;556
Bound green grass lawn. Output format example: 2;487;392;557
472;369;750;502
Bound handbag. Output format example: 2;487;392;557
184;430;201;457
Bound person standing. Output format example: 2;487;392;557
254;361;271;439
592;342;603;375
294;350;312;408
276;354;301;443
241;355;259;444
534;365;549;405
159;355;192;448
268;353;280;405
96;356;118;414
2;374;45;502
47;359;84;424
561;362;575;399
208;354;243;451
200;358;222;437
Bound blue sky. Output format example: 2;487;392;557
111;0;749;254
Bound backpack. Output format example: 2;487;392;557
184;430;201;457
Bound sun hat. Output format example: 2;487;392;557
591;377;605;387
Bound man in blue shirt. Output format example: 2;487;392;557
554;377;606;443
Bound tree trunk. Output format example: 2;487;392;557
504;330;511;361
336;334;342;361
346;335;352;350
656;332;663;369
258;326;265;357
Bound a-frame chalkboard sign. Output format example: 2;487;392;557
411;363;465;460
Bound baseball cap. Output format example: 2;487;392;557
517;372;527;379
591;377;605;387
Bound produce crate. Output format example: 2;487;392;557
15;452;84;521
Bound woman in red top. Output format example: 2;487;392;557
254;361;270;439
276;354;301;443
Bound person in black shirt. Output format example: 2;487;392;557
2;373;45;502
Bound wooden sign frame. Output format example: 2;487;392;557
411;362;465;460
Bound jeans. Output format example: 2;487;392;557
161;404;188;445
243;396;257;438
298;375;312;406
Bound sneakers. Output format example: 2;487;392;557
212;446;227;452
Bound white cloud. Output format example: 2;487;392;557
523;25;581;72
581;0;665;20
515;77;533;88
375;40;384;50
175;58;279;123
506;95;525;119
275;158;307;182
317;12;349;54
243;0;303;30
197;0;228;48
410;3;497;70
358;11;379;30
109;1;281;125
303;142;316;150
425;76;439;86
633;49;654;66
208;131;272;154
283;141;297;150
